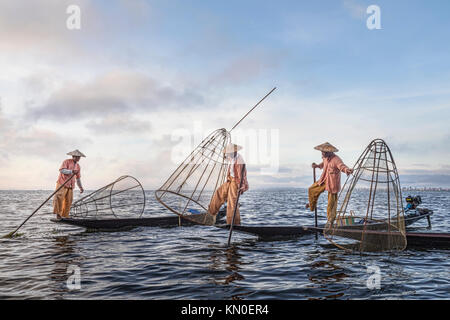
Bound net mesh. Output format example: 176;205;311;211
70;175;145;219
155;128;231;225
324;139;407;252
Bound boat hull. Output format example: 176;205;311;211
218;225;450;249
51;210;226;230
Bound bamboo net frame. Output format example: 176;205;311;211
71;175;145;219
155;128;231;225
324;139;407;252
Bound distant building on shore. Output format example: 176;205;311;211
402;186;450;192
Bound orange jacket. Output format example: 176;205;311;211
317;154;351;194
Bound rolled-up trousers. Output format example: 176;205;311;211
208;177;240;225
53;183;73;218
308;182;337;223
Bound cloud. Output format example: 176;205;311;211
251;174;311;185
0;0;94;53
210;53;279;85
0;108;13;163
400;174;450;187
118;0;153;22
342;0;366;20
2;127;90;161
0;107;90;162
387;134;450;158
247;165;293;174
26;71;205;121
85;114;151;135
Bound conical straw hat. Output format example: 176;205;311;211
67;149;86;157
314;142;338;153
223;143;243;154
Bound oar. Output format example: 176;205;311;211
313;167;318;240
227;164;246;246
3;173;76;238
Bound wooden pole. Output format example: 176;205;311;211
313;167;318;239
3;173;76;238
227;164;246;246
230;87;276;132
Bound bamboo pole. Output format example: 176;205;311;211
313;167;318;240
230;87;276;132
3;173;76;238
227;164;246;246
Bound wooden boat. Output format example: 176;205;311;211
218;225;450;249
51;210;226;231
218;207;433;238
216;208;447;249
404;208;433;227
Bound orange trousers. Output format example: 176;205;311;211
208;178;240;225
53;183;73;218
308;182;338;222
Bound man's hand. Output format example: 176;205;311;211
72;169;79;174
312;163;319;169
80;187;84;194
347;169;354;176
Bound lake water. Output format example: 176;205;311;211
0;189;449;299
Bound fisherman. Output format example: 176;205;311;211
306;142;353;225
53;149;85;219
208;143;249;225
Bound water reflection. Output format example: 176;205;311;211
206;243;252;299
49;236;83;299
307;251;349;299
209;244;244;285
223;245;245;285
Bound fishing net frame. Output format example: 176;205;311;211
70;175;146;219
324;139;407;252
155;128;231;225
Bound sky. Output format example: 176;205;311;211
0;0;449;190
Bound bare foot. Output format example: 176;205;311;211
305;203;310;209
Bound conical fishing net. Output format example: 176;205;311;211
71;175;145;219
324;139;407;252
155;128;231;225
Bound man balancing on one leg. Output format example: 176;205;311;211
53;149;85;219
306;142;353;225
208;143;249;225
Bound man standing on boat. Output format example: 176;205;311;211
208;143;249;225
53;149;85;219
306;142;353;224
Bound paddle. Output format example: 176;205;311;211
227;164;246;246
313;167;318;240
3;173;76;238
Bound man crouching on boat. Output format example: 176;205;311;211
53;149;85;219
208;143;249;225
306;142;353;225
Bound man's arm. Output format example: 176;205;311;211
336;157;353;175
59;160;71;174
236;163;249;194
60;168;72;175
75;165;83;192
312;162;324;169
76;178;84;193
